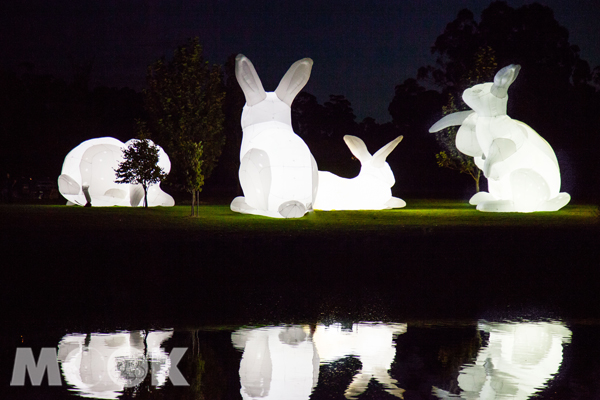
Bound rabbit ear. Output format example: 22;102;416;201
429;110;474;132
343;135;372;163
491;64;521;98
372;135;403;168
275;58;313;107
235;54;267;106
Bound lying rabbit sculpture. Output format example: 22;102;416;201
313;135;406;210
429;64;570;212
58;137;174;207
230;55;318;218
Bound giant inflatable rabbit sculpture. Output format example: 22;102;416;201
313;135;406;210
429;65;570;212
230;55;318;218
58;137;174;207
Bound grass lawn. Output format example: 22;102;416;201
1;199;597;236
1;200;599;329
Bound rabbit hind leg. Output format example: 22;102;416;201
469;191;497;206
230;196;289;218
238;148;272;212
384;196;406;209
537;192;571;212
510;168;551;212
230;196;254;214
470;190;514;212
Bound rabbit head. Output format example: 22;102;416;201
345;135;403;187
462;64;521;117
235;54;313;129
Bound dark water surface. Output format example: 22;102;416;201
5;319;600;399
1;205;599;398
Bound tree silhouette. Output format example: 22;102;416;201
114;139;167;208
209;54;246;196
291;93;362;177
0;66;143;181
414;1;600;199
142;37;225;212
434;46;498;193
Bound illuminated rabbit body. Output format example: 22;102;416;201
230;55;318;218
430;65;570;212
314;135;406;210
58;137;174;207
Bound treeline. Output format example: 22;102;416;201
2;1;599;201
0;64;144;179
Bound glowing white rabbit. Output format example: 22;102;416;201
58;137;174;207
313;135;406;210
429;64;570;212
230;55;318;218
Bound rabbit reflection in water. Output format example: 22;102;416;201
429;64;570;212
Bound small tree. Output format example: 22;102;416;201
115;139;167;208
434;46;497;193
179;140;204;216
434;94;482;192
142;38;225;209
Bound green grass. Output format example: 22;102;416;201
1;199;597;236
2;199;599;326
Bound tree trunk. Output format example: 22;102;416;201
190;191;195;216
143;185;148;208
196;190;200;216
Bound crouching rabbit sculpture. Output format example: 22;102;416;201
58;137;174;207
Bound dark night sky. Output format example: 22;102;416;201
1;0;599;122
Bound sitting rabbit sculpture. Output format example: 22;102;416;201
313;135;406;210
230;55;318;218
58;137;174;207
429;64;570;212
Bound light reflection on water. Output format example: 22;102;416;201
438;321;572;400
57;330;173;399
232;321;571;400
55;320;572;399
